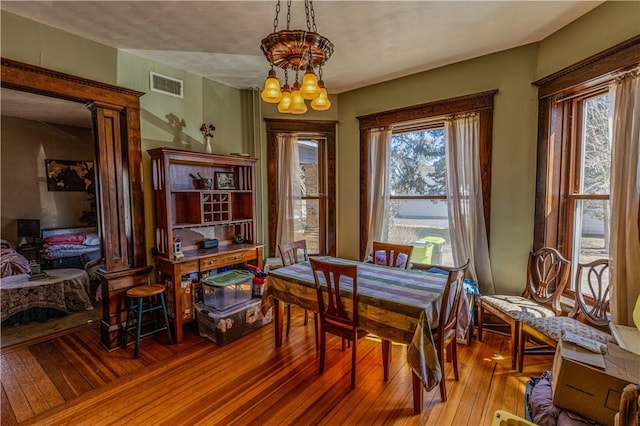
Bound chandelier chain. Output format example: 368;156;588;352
309;0;317;33
286;0;292;30
272;0;280;33
304;0;311;31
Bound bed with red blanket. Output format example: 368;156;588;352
41;226;100;267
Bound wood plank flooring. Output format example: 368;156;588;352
1;309;553;425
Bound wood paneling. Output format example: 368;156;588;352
1;314;553;425
1;58;148;351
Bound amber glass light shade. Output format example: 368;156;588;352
311;86;330;111
301;68;320;100
290;82;307;114
261;69;282;103
278;84;292;113
259;1;334;114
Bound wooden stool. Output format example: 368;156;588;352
122;284;172;358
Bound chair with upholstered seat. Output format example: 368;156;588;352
478;247;571;369
278;240;313;338
372;241;414;269
310;257;390;389
517;259;612;372
432;259;470;401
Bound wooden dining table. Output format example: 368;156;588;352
261;256;469;414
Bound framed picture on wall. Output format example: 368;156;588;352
215;172;236;190
45;159;95;192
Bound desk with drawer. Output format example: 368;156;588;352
154;244;263;343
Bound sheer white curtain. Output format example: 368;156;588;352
363;127;392;261
275;132;303;248
609;70;640;326
444;113;495;295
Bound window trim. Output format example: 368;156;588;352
357;90;497;260
265;119;337;258
532;35;640;254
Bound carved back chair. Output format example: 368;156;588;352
478;247;571;369
432;259;470;401
569;259;611;328
372;241;414;269
278;240;313;338
311;257;383;390
517;259;612;372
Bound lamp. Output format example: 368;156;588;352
17;219;40;246
260;0;334;114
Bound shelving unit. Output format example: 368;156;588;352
147;147;263;343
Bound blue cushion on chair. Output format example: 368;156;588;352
426;267;480;296
373;250;408;267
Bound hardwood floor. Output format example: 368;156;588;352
1;310;553;425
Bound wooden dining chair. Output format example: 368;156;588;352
372;241;414;269
431;259;470;401
516;259;613;372
309;257;391;389
278;240;313;338
478;247;571;369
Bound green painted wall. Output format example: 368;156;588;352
333;1;639;295
336;44;540;294
1;11;117;84
116;52;252;263
536;1;640;79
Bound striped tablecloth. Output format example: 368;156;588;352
263;256;468;391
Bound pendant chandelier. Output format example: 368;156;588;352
260;0;334;114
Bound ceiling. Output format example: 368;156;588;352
1;1;603;127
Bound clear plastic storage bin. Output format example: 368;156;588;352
200;270;254;311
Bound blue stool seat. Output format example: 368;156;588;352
122;284;172;358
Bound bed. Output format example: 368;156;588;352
41;226;101;268
0;268;93;325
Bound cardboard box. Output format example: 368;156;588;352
552;339;640;425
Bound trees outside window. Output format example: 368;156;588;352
533;35;639;299
357;90;496;264
569;92;611;295
388;127;452;265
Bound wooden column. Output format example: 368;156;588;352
1;58;151;352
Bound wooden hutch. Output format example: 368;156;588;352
148;147;263;343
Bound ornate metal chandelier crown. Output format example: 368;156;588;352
260;0;333;114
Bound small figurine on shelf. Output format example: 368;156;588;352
173;235;184;259
200;122;216;153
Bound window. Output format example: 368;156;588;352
357;90;496;263
388;126;453;265
266;119;337;258
569;92;611;294
533;35;639;298
294;138;324;254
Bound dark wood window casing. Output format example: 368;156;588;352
356;90;497;261
265;119;337;258
532;35;640;256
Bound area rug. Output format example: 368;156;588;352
1;302;102;349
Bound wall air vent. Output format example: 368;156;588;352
150;72;183;98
